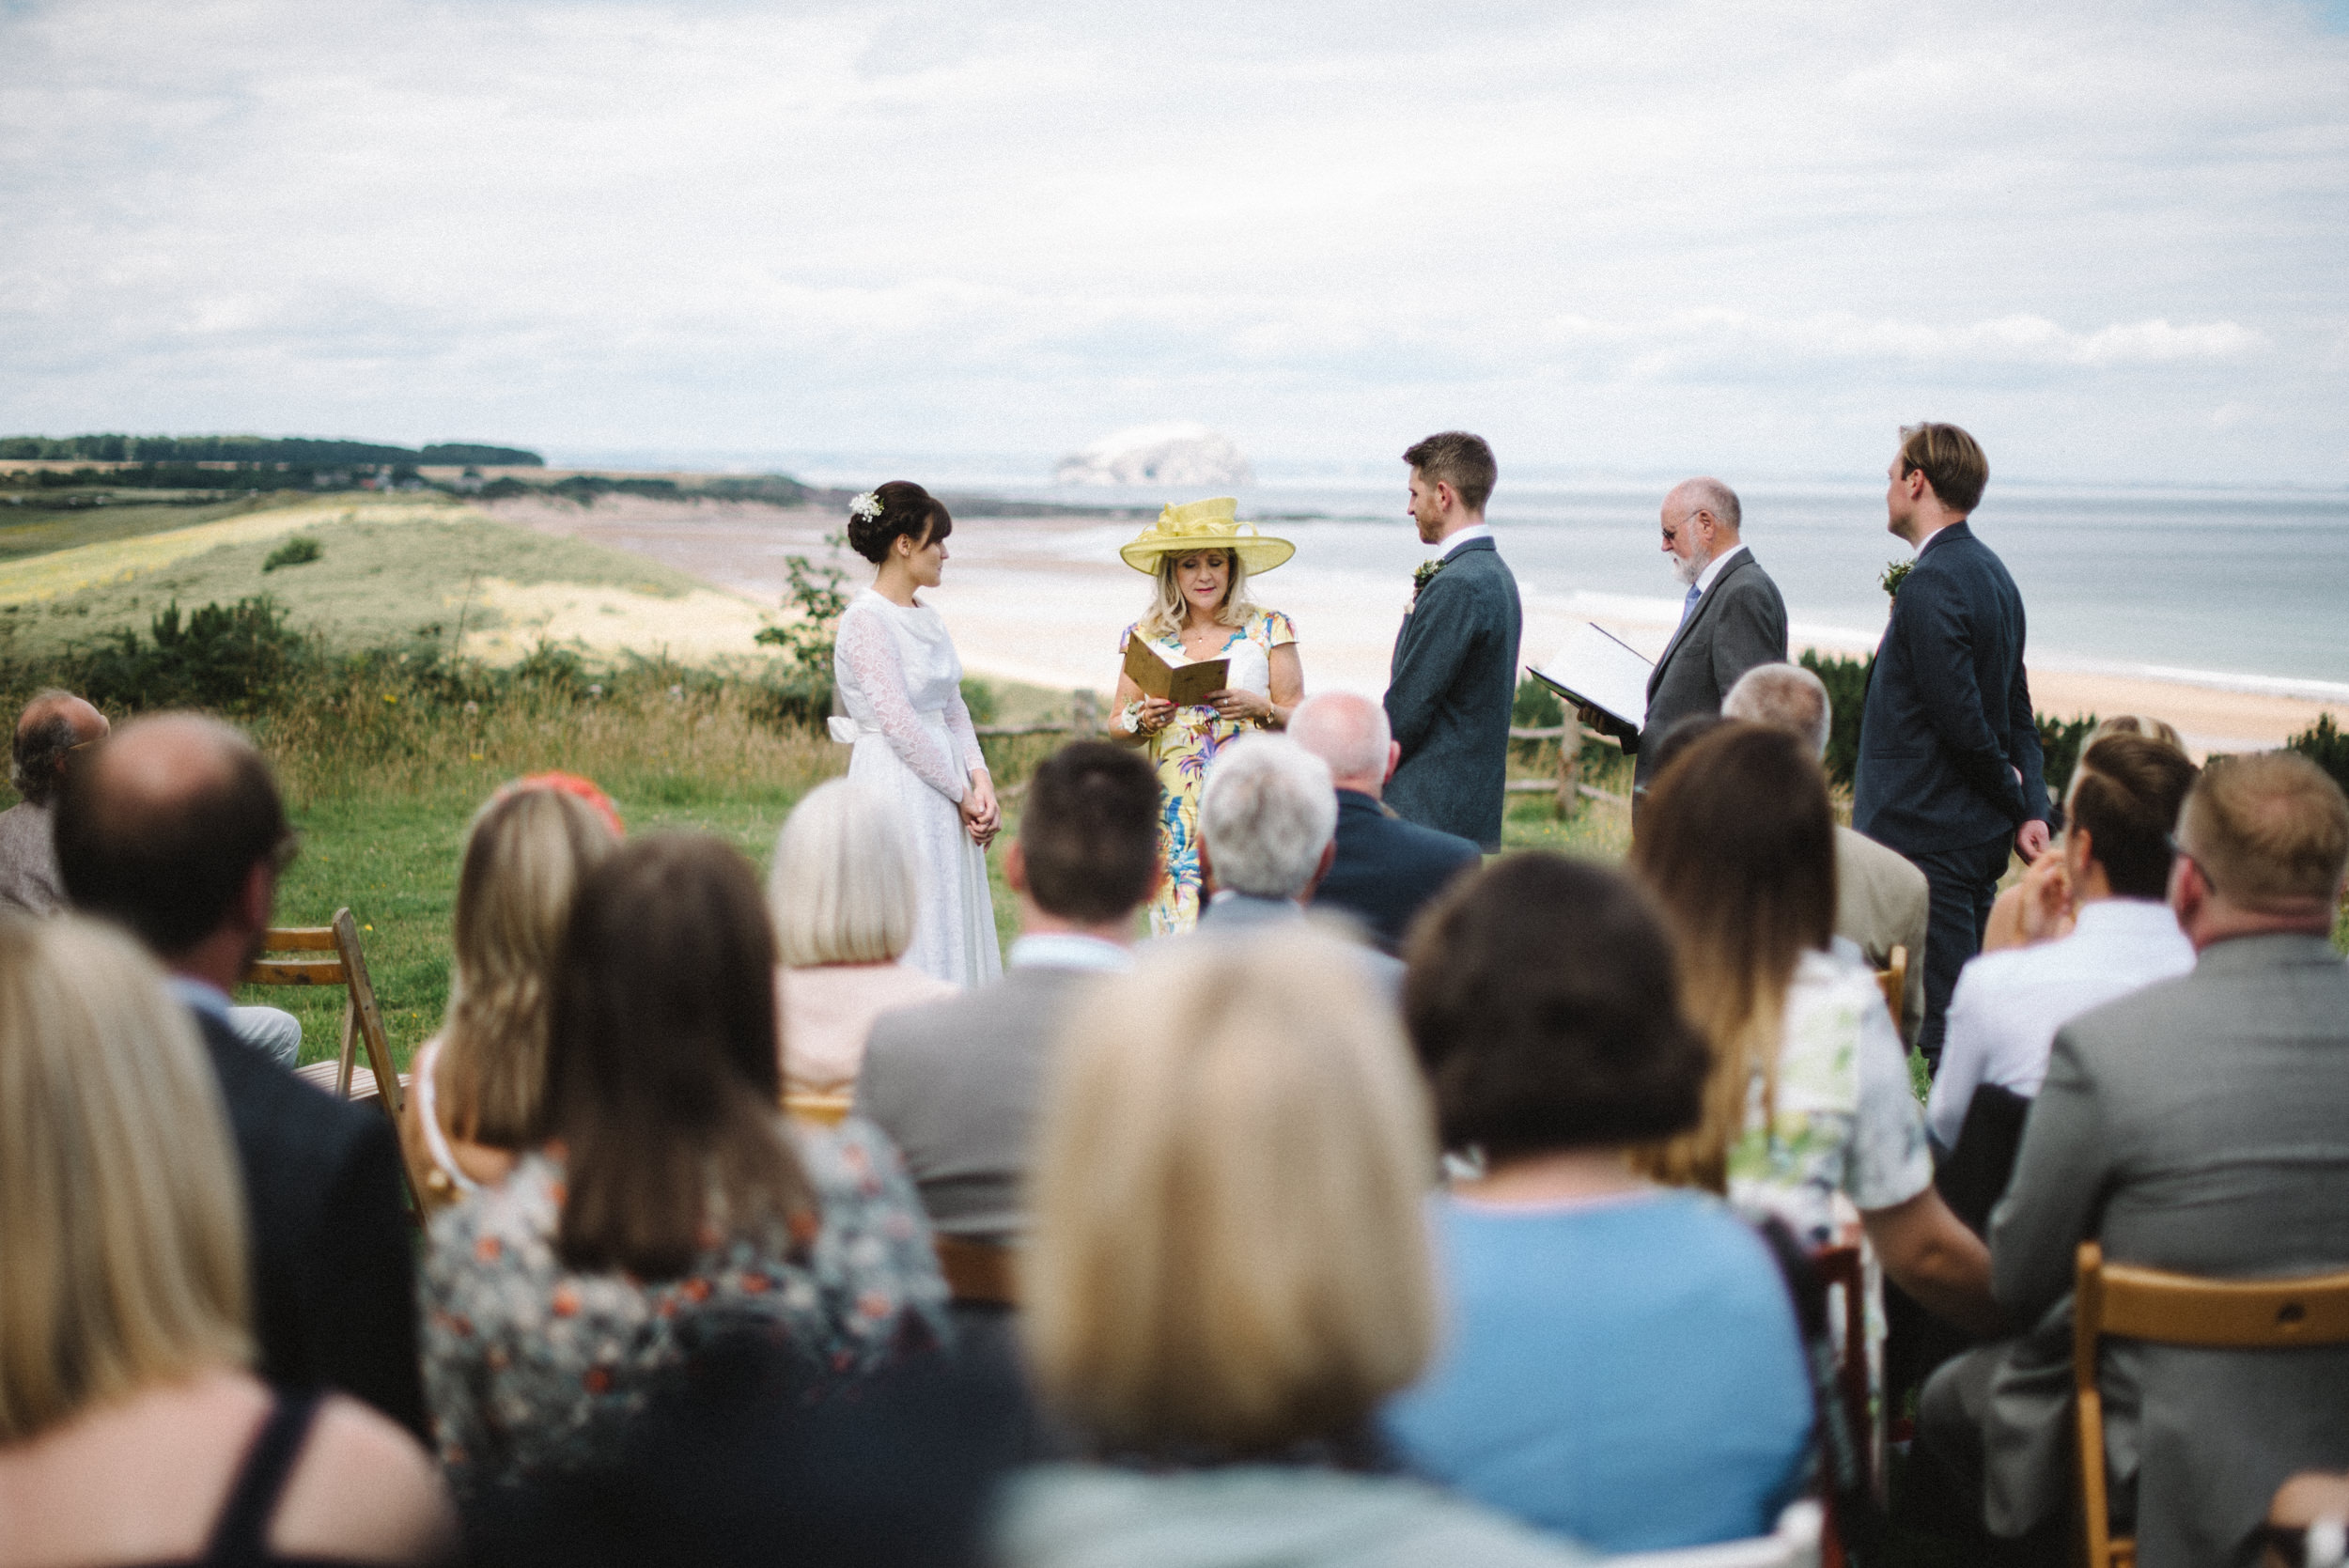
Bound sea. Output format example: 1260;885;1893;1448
571;453;2349;696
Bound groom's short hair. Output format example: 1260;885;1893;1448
1403;432;1496;514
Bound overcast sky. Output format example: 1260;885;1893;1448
3;0;2345;483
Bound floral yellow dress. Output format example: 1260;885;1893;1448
1117;608;1299;936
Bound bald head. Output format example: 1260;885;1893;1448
1666;477;1741;536
10;690;107;807
1289;691;1396;795
55;714;292;959
1723;663;1831;761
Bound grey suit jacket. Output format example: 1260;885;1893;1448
1835;825;1929;1048
854;964;1109;1243
1627;549;1788;791
1980;933;2349;1566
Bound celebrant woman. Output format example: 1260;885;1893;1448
1108;497;1303;935
831;481;1003;986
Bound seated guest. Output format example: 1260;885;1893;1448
998;929;1595;1568
1723;662;1932;1046
400;775;620;1213
54;714;425;1436
0;688;106;914
858;742;1159;1241
1289;691;1480;953
1385;853;1814;1552
423;833;947;1495
0;914;454;1565
1633;722;2001;1336
771;779;957;1094
2263;1471;2349;1568
1925;735;2199;1151
15;691;303;1065
1919;751;2349;1567
1983;714;2187;954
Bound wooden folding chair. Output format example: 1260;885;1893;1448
244;908;421;1216
2073;1242;2349;1568
784;1092;853;1127
1874;944;1907;1036
934;1234;1019;1309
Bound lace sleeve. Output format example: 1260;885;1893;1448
835;608;965;802
943;680;986;777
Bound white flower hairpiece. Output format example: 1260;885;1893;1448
849;489;882;521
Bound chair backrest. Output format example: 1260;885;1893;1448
784;1091;853;1127
2073;1242;2349;1568
934;1234;1019;1309
1873;944;1906;1034
246;908;419;1217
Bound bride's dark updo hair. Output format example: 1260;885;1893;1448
846;481;953;565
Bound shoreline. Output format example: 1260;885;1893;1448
497;496;2343;757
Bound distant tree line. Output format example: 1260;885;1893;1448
0;434;542;467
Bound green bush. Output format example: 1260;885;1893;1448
960;677;1000;725
2287;714;2349;797
1513;674;1564;728
261;535;322;572
72;597;311;714
2037;713;2100;800
1799;649;1871;785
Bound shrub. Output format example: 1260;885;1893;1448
73;597;312;714
960;676;1000;725
2036;714;2100;801
2287;714;2349;798
1513;674;1564;728
262;535;323;572
1799;650;1871;785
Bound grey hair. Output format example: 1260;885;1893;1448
1198;736;1337;899
10;691;83;807
1674;476;1742;535
1288;692;1391;785
1722;662;1831;760
769;779;921;967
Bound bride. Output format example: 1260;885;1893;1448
829;481;1003;986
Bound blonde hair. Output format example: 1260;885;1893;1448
1135;549;1262;641
0;916;251;1441
770;780;920;968
441;787;618;1149
1023;929;1438;1457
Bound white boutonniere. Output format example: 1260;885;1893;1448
849;489;882;521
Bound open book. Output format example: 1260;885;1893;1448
1529;624;1654;734
1124;636;1231;707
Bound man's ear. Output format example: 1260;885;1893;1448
238;860;276;937
1435;480;1458;516
1197;837;1217;895
1302;837;1339;902
1383;740;1401;785
1003;839;1029;895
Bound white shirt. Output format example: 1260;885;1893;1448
1692;540;1748;596
1925;898;2196;1149
1435;521;1494;560
1008;932;1134;974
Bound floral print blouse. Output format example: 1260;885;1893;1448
420;1115;948;1495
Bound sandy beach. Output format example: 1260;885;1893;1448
500;496;2343;757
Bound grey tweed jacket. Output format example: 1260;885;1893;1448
1383;538;1520;851
1976;933;2349;1568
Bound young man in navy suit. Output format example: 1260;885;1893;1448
1854;424;2052;1069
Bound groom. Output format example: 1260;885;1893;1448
1383;431;1520;853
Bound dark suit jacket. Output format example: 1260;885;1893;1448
1853;523;2050;854
1978;935;2349;1565
856;964;1107;1243
1625;549;1788;792
1312;789;1481;954
194;1008;425;1438
1383;537;1521;851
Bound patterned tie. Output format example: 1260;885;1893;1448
1678;581;1702;628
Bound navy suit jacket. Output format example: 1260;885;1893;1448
194;1009;426;1438
1853;522;2050;854
1312;789;1481;954
1383;538;1521;851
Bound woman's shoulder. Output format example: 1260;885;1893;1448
272;1393;458;1564
997;1464;1595;1568
791;1115;919;1207
428;1151;560;1264
1246;607;1298;645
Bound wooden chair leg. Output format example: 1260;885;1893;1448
333;908;423;1220
334;1000;359;1100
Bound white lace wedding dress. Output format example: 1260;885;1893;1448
830;590;1003;987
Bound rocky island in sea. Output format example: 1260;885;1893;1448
1053;422;1253;487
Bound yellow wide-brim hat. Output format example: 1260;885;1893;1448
1117;497;1296;576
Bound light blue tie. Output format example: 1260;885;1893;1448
1678;582;1702;627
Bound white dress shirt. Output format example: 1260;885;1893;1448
1926;898;2196;1149
1007;932;1134;974
1691;539;1748;597
1435;521;1494;560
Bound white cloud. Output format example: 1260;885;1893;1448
0;0;2343;480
